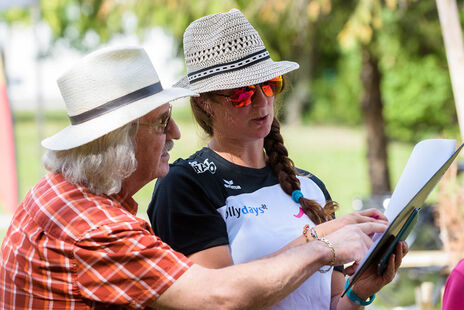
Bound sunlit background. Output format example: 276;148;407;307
1;1;464;309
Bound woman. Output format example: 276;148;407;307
148;9;407;309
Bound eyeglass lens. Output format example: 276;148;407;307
228;76;283;108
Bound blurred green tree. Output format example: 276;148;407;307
336;0;391;195
319;0;457;194
0;0;459;197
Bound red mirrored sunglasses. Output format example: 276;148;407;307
214;75;283;108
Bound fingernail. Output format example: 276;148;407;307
372;214;379;219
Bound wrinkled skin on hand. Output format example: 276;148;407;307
323;222;388;266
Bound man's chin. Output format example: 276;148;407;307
154;163;171;179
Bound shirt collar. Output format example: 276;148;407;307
111;188;138;215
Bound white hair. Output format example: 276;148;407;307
43;123;138;195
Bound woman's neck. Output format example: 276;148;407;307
208;137;266;169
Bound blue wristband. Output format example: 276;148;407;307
344;278;376;306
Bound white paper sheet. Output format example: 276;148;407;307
383;139;456;221
355;139;457;274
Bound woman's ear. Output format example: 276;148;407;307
195;95;213;117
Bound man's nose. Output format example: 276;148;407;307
166;117;181;140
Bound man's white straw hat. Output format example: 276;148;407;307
175;8;299;93
41;46;197;151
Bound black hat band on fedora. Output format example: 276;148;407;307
69;82;163;125
187;49;270;84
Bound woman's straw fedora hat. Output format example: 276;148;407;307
41;46;197;151
175;8;299;93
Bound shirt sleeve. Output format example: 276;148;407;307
73;219;192;309
147;164;229;256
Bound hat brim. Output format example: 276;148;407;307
41;87;197;151
174;58;299;93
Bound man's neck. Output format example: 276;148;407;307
120;174;147;200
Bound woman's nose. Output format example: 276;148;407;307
252;85;269;107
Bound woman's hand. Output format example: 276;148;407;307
348;241;409;300
315;208;389;238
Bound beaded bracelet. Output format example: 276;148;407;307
302;224;335;273
302;224;311;242
309;226;319;239
302;224;320;242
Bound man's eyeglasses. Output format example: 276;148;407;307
214;75;283;108
138;105;172;134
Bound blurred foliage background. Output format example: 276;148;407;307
3;0;462;197
1;1;462;309
2;0;460;141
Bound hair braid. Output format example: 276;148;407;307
264;117;336;224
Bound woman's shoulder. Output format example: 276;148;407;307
169;147;219;176
296;168;331;201
296;168;323;184
156;147;220;188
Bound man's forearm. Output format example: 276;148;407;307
154;241;331;310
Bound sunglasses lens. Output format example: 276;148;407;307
230;86;255;107
225;77;282;108
261;75;283;97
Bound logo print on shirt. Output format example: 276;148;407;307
293;207;305;218
225;204;267;219
189;159;217;174
223;179;241;190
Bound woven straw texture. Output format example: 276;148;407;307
175;9;299;93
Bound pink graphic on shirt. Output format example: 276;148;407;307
293;207;305;218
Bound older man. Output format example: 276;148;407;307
0;46;388;309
